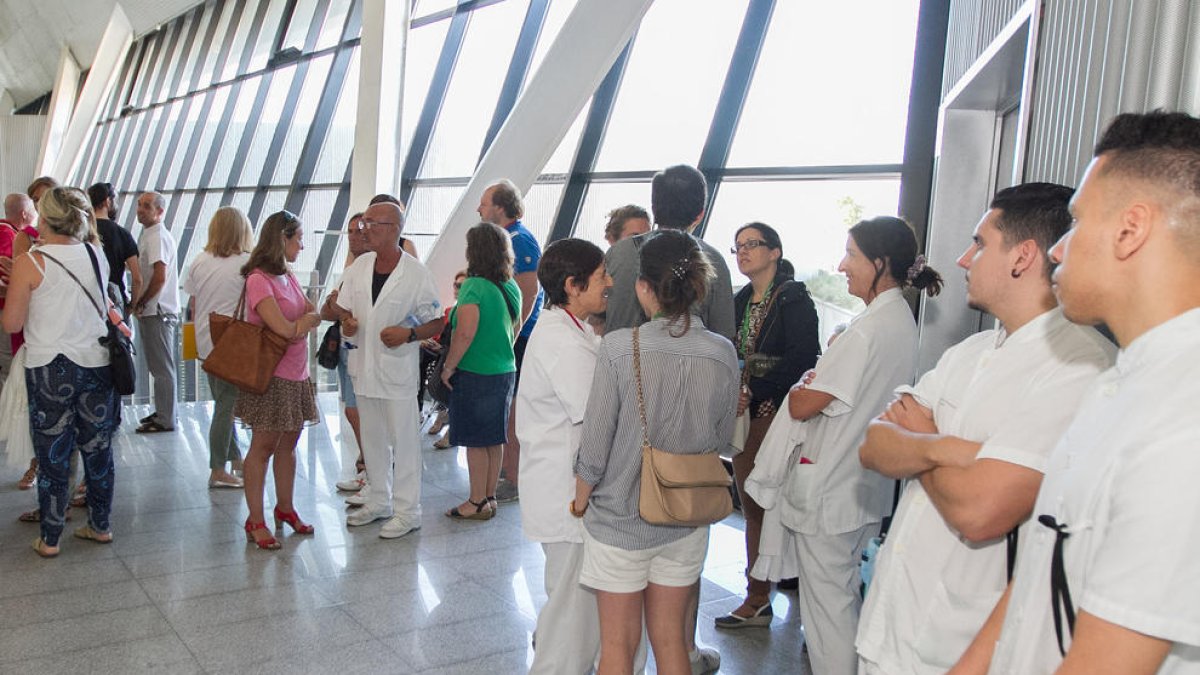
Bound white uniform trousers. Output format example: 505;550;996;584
531;542;600;674
793;523;878;675
357;396;421;519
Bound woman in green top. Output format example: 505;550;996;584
442;222;523;520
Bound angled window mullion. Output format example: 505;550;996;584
165;6;206;100
247;61;316;224
303;0;335;52
546;37;635;243
273;0;300;54
219;71;277;198
399;7;471;205
236;0;275;76
119;38;151;113
207;0;251;86
693;0;775;239
129;31;165;109
186;0;229;92
105;43;141;120
100;111;146;186
147;19;187;105
478;0;550;162
312;159;354;286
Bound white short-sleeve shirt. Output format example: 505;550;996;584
334;251;441;400
516;307;601;544
856;309;1115;673
182;251;249;358
137;222;179;316
990;309;1200;674
780;287;917;535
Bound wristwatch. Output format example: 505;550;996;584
406;328;419;343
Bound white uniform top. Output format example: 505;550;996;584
334;251;440;400
136;223;179;316
780;287;916;535
856;309;1115;673
182;251;249;358
516;307;601;544
990;309;1200;675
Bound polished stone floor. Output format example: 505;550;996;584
0;394;810;674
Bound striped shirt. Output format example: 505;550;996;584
575;316;739;550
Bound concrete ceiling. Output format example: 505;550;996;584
0;0;204;111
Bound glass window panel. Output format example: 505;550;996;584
258;190;290;229
141;100;185;188
593;0;746;172
162;192;195;237
149;24;188;105
122;106;166;189
703;178;904;334
174;5;215;97
229;191;256;217
406;233;438;261
180;192;227;277
313;48;360;184
417;0;530;179
316;0;356;49
271;54;335;184
131;35;168;109
414;0;460;21
182;85;233;189
400;19;451;156
282;0;321;51
542;101;587;175
235;65;298;186
164;93;210;188
194;0;240;89
211;77;264;187
296;189;339;277
572;181;653;247
219;1;260;81
96;117;137;186
527;0;578;83
321;232;350;285
403;185;467;237
727;1;920;167
248;0;292;72
522;181;567;244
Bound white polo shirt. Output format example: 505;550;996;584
137;222;179;316
516;307;601;544
990;309;1200;674
856;309;1114;673
781;287;917;535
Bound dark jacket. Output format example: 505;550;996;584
733;273;821;409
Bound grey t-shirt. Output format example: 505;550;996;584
603;231;736;342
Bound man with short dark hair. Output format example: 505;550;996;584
134;191;179;433
603;165;735;340
87;183;142;312
477;179;542;504
952;110;1200;674
856;183;1115;674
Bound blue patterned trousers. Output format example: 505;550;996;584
27;355;119;546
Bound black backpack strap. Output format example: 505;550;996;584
1038;514;1076;656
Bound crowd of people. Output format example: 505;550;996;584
2;109;1199;675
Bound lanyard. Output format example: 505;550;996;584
564;308;584;332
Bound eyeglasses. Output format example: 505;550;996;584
731;239;770;254
357;219;399;231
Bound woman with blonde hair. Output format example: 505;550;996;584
3;187;120;557
236;210;322;550
182;206;254;489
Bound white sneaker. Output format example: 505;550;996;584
346;506;390;527
690;646;720;675
379;515;421;539
336;473;366;492
345;485;370;506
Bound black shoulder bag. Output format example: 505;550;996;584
425;279;518;406
39;246;137;395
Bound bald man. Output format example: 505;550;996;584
328;201;442;539
134;192;179;433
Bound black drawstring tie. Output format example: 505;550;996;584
1038;514;1076;656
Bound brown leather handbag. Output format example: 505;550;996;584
633;326;734;527
202;281;289;395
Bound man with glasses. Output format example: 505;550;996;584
134;192;179;434
88;183;142;314
327;201;443;539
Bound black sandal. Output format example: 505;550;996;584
445;498;495;521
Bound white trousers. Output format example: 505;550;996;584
793;523;878;675
531;542;601;675
357;396;421;519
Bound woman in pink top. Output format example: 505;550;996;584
234;210;322;550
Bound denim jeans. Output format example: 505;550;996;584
27;355;119;546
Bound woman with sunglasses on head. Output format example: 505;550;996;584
236;210;322;550
777;216;942;675
715;222;821;631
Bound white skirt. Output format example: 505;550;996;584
0;345;34;469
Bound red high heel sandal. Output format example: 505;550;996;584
244;519;281;550
273;506;315;535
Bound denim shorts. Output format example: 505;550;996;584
337;346;357;408
448;370;515;447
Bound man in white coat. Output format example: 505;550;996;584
856;183;1115;674
952;111;1200;674
331;201;442;538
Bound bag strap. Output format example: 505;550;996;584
37;248;106;322
632;325;652;449
488;278;518;322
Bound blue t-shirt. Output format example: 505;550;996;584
506;220;542;338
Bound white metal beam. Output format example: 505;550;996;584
350;0;409;210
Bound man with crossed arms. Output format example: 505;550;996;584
855;182;1115;674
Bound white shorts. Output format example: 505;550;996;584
579;525;710;593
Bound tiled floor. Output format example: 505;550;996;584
0;394;811;674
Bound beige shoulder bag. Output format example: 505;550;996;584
634;325;734;527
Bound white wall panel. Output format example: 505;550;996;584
0;115;46;195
